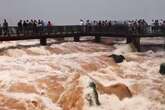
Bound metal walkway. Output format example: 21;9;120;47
0;25;164;51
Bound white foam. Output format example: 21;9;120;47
1;92;62;110
112;44;136;55
84;94;165;110
0;40;164;110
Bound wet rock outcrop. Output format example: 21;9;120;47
57;74;132;110
85;82;101;106
160;63;165;75
109;54;125;63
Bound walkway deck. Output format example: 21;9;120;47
0;25;164;51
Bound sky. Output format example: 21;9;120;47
0;0;164;25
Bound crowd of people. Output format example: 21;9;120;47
0;19;165;36
151;20;165;33
80;19;165;33
17;19;53;35
0;19;53;36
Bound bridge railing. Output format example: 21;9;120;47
0;24;165;37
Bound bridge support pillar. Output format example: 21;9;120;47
126;36;132;44
132;37;141;52
40;38;47;45
126;36;141;52
74;36;80;42
95;36;101;42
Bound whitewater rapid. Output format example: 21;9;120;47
0;39;164;110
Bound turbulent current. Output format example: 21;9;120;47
0;38;164;110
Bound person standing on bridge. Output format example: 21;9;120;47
3;19;9;36
17;20;23;36
40;20;45;34
23;20;27;35
38;19;43;34
80;19;85;33
33;20;37;34
47;21;52;35
161;20;165;33
0;23;2;36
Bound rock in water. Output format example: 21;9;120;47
84;80;101;106
109;54;125;63
89;82;100;106
81;76;100;106
160;63;165;75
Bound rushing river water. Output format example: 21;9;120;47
0;38;164;110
